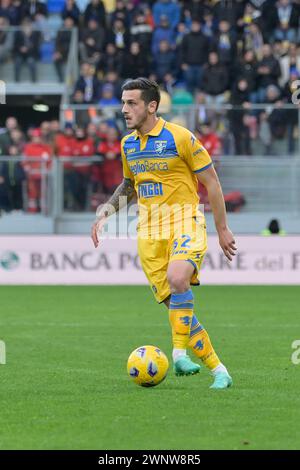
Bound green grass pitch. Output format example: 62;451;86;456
0;285;299;450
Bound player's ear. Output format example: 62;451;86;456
148;101;158;114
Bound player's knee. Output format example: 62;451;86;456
167;272;189;293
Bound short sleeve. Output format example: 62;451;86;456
121;138;134;181
180;130;212;174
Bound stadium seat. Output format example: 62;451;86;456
47;0;65;14
40;41;55;64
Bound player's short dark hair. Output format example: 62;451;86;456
122;77;161;111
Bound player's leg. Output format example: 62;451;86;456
164;296;232;388
166;260;201;376
188;314;232;389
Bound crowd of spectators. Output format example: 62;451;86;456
0;116;122;213
0;0;300;214
68;0;300;157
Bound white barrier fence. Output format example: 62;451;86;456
0;236;299;285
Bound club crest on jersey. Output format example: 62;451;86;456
154;140;167;155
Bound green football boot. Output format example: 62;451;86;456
174;355;201;376
210;372;233;389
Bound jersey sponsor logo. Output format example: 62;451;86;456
138;182;163;199
126;147;136;154
130;160;169;175
154;140;167;155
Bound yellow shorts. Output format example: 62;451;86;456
137;217;207;303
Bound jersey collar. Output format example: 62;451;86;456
134;117;165;139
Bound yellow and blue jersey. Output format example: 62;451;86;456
121;117;212;232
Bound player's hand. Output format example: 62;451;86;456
218;227;237;261
91;216;107;248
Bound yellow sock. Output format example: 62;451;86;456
169;290;194;350
188;315;221;370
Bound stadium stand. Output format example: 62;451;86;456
0;0;300;233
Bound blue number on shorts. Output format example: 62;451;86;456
181;234;191;249
173;240;178;252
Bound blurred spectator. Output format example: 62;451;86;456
180;20;209;92
194;91;217;130
0;145;26;212
273;0;300;42
40;121;53;146
84;0;106;28
130;11;153;53
10;128;25;152
243;21;264;60
229;78;252;155
282;70;299;153
153;39;176;83
255;43;281;102
213;0;245;26
107;19;130;53
0;0;22;25
21;0;48;20
111;0;131;27
175;21;188;48
70;126;94;211
23;127;52;213
79;17;105;64
62;0;81;25
152;14;175;55
54;122;76;209
201;51;230;104
71;90;92;127
124;0;136;27
55;123;76;162
153;0;180;30
279;42;300;87
0;15;13;63
0;144;26;212
265;84;287;141
121;41;150;79
86;122;98;142
211;19;237;67
53;16;74;82
91;125;122;208
97;43;122;77
234;49;259;102
236;1;261;31
102;70;123;99
196;122;222;159
202;9;217;39
98;83;120;107
14;17;41;82
74;62;101;103
0;116;19;155
49;120;61;138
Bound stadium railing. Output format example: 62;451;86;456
1;156;299;215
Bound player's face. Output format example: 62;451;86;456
121;90;153;130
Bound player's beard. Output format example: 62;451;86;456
125;109;148;131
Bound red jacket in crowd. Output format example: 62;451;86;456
55;133;77;169
23;142;52;179
72;137;95;174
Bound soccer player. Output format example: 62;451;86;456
91;78;236;389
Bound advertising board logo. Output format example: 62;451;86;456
0;251;20;270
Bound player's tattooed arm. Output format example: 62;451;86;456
91;178;135;248
96;178;135;219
